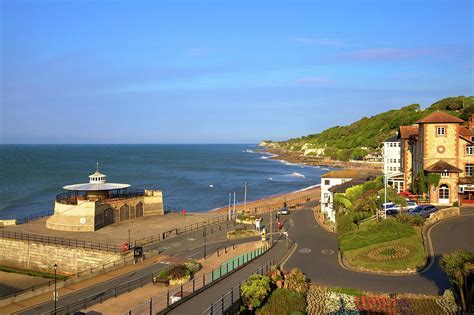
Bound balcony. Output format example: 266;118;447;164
56;189;145;205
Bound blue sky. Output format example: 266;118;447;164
1;0;473;144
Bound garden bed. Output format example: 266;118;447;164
155;261;201;285
236;214;261;225
339;219;426;272
227;229;259;239
306;285;459;314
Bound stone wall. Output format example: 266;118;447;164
425;207;460;225
0;238;121;275
0;220;17;227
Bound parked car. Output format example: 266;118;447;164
404;200;418;211
408;205;438;218
277;207;290;215
381;203;401;215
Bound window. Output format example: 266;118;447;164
466;164;474;177
467;146;474;155
324;180;330;185
436;127;446;136
440;171;449;178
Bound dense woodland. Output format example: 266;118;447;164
270;96;474;161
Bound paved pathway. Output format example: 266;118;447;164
167;240;289;315
284;208;474;295
5;218;261;314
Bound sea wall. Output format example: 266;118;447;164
0;238;121;274
0;220;16;227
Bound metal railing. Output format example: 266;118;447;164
0;230;121;253
125;245;270;315
201;260;274;315
56;189;145;205
48;243;269;315
1;255;134;300
16;209;54;225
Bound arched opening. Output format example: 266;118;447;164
120;205;130;221
136;202;144;218
438;184;450;204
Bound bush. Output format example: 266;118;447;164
159;264;192;280
184;261;202;274
453;201;459;207
337;213;357;234
241;274;271;310
284;268;308;294
396;213;424;226
257;288;307;315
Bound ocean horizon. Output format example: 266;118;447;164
0;144;328;220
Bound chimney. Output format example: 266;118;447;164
470;114;474;130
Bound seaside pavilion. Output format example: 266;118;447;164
46;164;164;232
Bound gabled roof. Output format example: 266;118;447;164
424;160;462;173
384;135;399;142
459;127;474;143
321;169;381;179
328;179;367;193
399;125;419;139
416;111;464;124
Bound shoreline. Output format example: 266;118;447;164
263;147;383;170
210;184;320;214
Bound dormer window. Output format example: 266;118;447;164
436;127;446;136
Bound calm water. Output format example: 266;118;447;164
0;144;328;219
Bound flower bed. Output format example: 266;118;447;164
156;261;201;285
236;214;261;225
227;229;259;239
366;245;411;261
306;285;459;315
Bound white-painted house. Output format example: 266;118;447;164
321;169;382;222
383;135;405;193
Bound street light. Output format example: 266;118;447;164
54;263;57;314
203;226;207;259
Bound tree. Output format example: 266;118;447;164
440;251;474;311
240;274;271;310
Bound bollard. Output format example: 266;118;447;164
167;290;170;307
193;277;195;292
203;273;205;287
222;294;224;312
149;297;153;315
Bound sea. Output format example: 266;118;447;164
0;144;329;220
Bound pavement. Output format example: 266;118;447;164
2;213;276;315
284;207;474;295
167;240;289;315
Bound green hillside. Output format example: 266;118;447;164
270;96;474;161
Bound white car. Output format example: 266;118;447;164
403;200;418;210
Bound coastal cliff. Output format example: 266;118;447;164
261;96;473;167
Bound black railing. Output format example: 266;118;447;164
0;230;121;253
56;189;146;205
16;209;54;225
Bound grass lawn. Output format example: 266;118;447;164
339;219;426;272
0;264;69;280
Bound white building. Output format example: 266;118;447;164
321;169;380;222
383;135;405;193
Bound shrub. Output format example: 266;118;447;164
257;288;307;315
337;213;356;234
167;264;189;280
453;201;459;207
184;261;202;274
396;213;424;226
241;274;271;310
284;268;308;294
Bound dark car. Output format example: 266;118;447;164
277;207;290;215
408;205;438;218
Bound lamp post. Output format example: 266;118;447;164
128;229;131;249
54;263;57;314
203;226;207;259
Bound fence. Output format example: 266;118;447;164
133;214;230;248
1;255;135;303
47;243;269;315
0;230;122;253
201;260;275;315
16;209;54;225
125;244;270;315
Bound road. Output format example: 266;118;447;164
18;217;270;315
284;208;474;295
